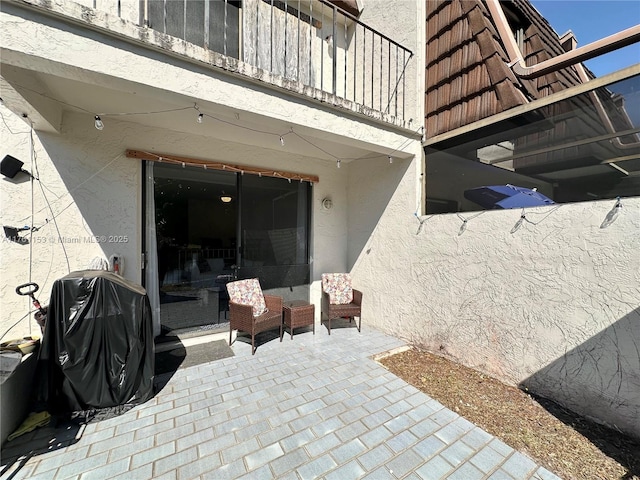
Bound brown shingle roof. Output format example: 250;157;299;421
425;0;585;138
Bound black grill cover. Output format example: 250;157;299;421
36;270;154;413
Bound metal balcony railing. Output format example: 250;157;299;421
138;0;413;120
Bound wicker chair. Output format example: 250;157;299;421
321;273;362;335
226;278;283;354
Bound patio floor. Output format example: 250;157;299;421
0;324;561;480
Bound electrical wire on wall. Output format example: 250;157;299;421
0;109;75;338
28;120;35;335
510;205;563;234
15;154;123;230
29;123;71;274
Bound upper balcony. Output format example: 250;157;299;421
10;0;414;127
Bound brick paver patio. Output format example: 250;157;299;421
1;324;561;479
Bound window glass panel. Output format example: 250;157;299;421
426;73;640;213
153;163;237;333
239;175;310;289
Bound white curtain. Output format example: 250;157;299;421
145;162;161;337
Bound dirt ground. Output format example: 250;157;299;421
378;348;640;480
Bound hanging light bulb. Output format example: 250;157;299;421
511;214;526;234
388;156;393;164
336;159;341;169
280;136;285;146
600;197;623;228
94;115;104;130
197;113;203;124
458;219;467;236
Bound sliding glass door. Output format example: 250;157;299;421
147;162;311;337
152;164;237;335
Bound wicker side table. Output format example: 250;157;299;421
281;301;315;340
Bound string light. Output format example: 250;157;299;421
458;219;468;236
414;213;432;235
11;80;422;164
455;212;484;236
600;197;622;228
4;91;625;241
511;212;526;234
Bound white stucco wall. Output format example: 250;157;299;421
356;0;424;126
352;191;640;438
0;105;370;340
0;107;141;340
1;0;421;340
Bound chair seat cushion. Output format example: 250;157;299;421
328;302;360;318
322;273;353;305
226;278;268;316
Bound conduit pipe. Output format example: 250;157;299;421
485;0;640;79
575;61;640;153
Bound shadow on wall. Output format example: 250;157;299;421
521;307;640;443
347;155;413;272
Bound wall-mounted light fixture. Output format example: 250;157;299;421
3;225;30;244
322;197;333;210
220;194;233;203
1;155;32;179
325;34;333;48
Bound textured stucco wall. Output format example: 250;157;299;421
1;0;421;338
0;106;358;339
0;107;140;340
357;0;424;125
352;194;640;438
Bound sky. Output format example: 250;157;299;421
529;0;640;77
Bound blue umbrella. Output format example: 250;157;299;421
464;184;555;209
